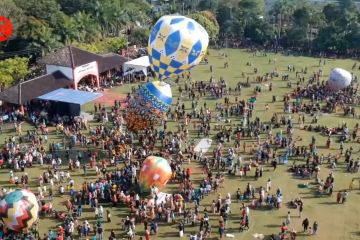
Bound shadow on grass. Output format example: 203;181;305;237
264;224;281;228
159;231;178;237
250;205;275;212
318;201;339;205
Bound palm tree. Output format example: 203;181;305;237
59;14;78;45
29;25;61;55
270;0;295;39
74;11;101;43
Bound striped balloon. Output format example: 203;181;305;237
148;15;209;79
126;81;172;131
0;189;39;232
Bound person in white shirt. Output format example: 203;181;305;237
266;178;272;192
75;159;80;169
66;171;71;181
59;185;64;194
99;205;104;218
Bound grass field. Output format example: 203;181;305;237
1;49;360;240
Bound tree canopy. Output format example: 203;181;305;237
1;0;360;60
0;57;29;86
0;0;151;56
188;12;220;40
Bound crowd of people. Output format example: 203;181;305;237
0;49;359;240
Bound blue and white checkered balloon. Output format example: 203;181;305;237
148;15;209;79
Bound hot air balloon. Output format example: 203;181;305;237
327;68;352;91
139;156;172;192
0;189;39;232
148;15;209;79
126;81;172;131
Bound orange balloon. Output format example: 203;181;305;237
139;156;172;192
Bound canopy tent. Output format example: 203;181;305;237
123;56;150;76
38;88;102;105
37;88;103;117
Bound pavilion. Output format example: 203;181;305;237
0;46;128;115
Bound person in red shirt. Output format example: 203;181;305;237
145;227;151;240
281;222;288;233
186;168;192;179
57;226;64;240
218;216;225;240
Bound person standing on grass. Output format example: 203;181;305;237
96;224;103;240
281;222;288;233
285;211;291;226
272;159;277;171
336;191;342;203
218;216;225;240
341;190;349;203
266;178;272;192
302;218;309;232
145;227;151;240
312;221;318;235
349;179;355;190
298;202;303;218
106;209;111;223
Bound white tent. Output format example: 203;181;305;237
123;56;150;76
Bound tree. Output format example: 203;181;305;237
216;2;233;35
74;43;101;54
270;0;296;39
14;0;62;28
244;20;275;45
233;0;265;39
200;11;220;31
313;23;345;53
16;17;61;55
197;0;219;12
58;14;79;45
58;0;98;15
0;0;24;39
0;57;29;86
74;12;102;43
30;25;62;55
238;0;264;17
104;37;128;52
292;7;311;27
128;28;150;46
345;23;360;51
75;37;127;54
282;27;309;48
323;4;342;23
339;0;356;11
188;12;220;40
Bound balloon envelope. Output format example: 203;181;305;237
327;68;352;91
148;15;209;79
0;189;39;232
126;81;172;131
139;156;172;192
138;81;172;112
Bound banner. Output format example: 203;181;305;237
73;61;99;86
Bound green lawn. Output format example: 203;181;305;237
1;49;360;240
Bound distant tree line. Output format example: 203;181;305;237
0;0;360;86
160;0;360;55
1;0;359;57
